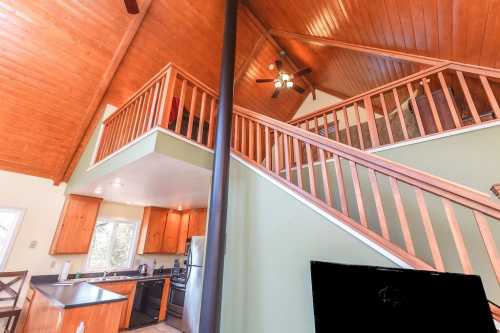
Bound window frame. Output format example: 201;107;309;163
0;207;25;271
85;217;140;273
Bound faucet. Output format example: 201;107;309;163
102;271;108;279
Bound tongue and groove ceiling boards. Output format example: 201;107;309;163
2;0;500;182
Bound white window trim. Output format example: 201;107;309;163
0;208;25;271
85;217;140;273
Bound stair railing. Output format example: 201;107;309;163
233;105;500;285
289;62;500;151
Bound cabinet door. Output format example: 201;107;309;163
176;212;190;254
162;211;181;253
138;207;167;254
187;208;207;239
50;195;102;254
95;281;136;329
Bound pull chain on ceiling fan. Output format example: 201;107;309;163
256;59;312;99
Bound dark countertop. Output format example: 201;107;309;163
33;282;127;309
30;271;177;309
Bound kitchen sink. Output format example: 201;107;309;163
86;275;134;283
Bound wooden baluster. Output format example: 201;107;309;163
406;82;426;136
364;96;380;147
379;93;395;144
146;82;160;131
322;113;329;138
96;126;108;161
333;154;348;215
442;199;473;274
353;102;365;150
241;116;247;156
274;130;281;175
422;77;444;132
234;114;240;152
131;96;143;140
151;79;164;128
437;72;462;128
119;107;131;148
456;71;481;124
175;79;188;134
256;123;263;164
389;178;416;255
314;116;320;135
473;211;500;283
105;119;117;157
138;89;151;136
265;126;271;170
349;161;368;227
342;107;352;146
305;143;317;196
283;133;292;182
159;68;178;129
332;110;340;142
197;92;207;144
392;88;409;140
479;75;500;120
415;188;445;271
101;122;114;158
319;149;333;207
248;120;255;161
230;115;236;149
368;169;390;239
293;138;304;189
187;86;198;139
207;98;216;148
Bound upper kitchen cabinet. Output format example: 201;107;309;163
50;195;102;254
137;207;168;254
162;211;182;254
176;212;190;254
187;208;207;239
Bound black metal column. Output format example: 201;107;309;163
199;0;239;332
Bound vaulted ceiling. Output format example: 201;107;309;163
2;0;500;182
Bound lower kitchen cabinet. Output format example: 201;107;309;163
95;281;137;330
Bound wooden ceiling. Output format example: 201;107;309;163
2;0;500;181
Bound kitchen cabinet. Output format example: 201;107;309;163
187;208;207;239
95;281;136;330
158;278;171;321
50;195;102;254
177;212;190;254
137;207;168;254
162;211;181;253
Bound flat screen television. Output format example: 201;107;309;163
310;261;496;333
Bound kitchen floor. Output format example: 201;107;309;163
127;323;181;332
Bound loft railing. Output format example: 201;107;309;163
94;64;499;307
94;63;219;163
289;62;500;150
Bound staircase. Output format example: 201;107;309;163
93;62;500;320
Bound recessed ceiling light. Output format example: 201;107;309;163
111;178;123;188
94;187;103;194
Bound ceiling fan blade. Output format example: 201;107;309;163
272;87;281;98
275;60;283;71
124;0;140;14
293;67;312;77
293;84;306;94
256;78;275;83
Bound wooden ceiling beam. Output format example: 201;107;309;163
56;0;153;184
234;35;266;89
242;5;316;98
269;29;444;67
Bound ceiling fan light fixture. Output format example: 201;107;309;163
274;81;283;88
286;81;294;88
281;73;290;81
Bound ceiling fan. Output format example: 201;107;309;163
255;59;312;98
123;0;140;14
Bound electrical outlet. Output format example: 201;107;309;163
50;261;56;269
29;240;37;249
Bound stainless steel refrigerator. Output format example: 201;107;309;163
182;236;205;333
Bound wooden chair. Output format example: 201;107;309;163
0;271;28;333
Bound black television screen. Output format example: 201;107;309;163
310;261;496;333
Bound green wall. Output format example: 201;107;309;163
221;157;399;333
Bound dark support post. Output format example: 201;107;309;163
199;0;238;332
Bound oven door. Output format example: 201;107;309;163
168;282;186;318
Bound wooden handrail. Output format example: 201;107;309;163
289;61;500;153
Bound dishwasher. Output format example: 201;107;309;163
129;279;165;328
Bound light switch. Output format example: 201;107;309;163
29;240;37;249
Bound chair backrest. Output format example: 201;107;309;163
0;271;28;308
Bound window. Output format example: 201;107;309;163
87;218;139;272
0;208;24;270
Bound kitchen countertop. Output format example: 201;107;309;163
31;272;175;309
